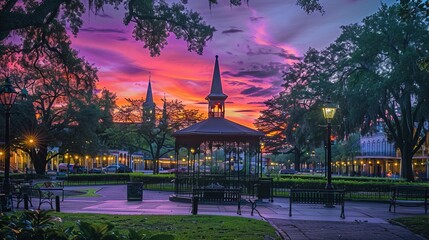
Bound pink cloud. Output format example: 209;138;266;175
69;0;393;128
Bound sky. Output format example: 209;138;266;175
70;0;394;128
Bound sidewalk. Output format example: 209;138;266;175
35;185;425;240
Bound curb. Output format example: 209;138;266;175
264;217;290;240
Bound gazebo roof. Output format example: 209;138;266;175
173;117;263;137
173;118;263;147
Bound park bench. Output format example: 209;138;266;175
192;187;241;204
192;186;241;214
36;181;65;210
289;189;345;219
389;185;429;214
11;181;33;208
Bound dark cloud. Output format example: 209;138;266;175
272;51;301;60
80;27;124;33
235;109;256;113
226;80;251;87
249;79;264;83
222;62;289;83
249;16;263;22
118;64;148;75
241;87;262;95
196;102;207;105
223;69;278;78
116;37;128;41
222;28;244;34
240;86;280;98
247;47;301;61
247;101;265;105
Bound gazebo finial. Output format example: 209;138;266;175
206;55;228;118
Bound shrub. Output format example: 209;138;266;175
0;210;174;240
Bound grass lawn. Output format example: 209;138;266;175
52;213;280;240
392;216;429;239
61;188;101;198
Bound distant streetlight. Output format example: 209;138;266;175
322;96;337;190
0;77;27;210
311;150;316;174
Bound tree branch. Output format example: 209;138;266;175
0;0;65;40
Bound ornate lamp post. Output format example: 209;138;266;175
322;96;337;190
0;78;20;206
311;150;316;174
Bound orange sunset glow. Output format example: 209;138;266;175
69;1;390;128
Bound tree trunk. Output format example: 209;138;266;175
152;159;159;174
401;144;415;181
294;147;301;172
33;146;48;175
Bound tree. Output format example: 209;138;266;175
0;0;323;57
399;0;429;21
61;97;104;158
256;48;333;172
0;19;98;174
263;3;429;181
103;98;144;163
114;98;144;123
322;4;429;181
398;1;429;72
140;99;204;173
104;98;204;173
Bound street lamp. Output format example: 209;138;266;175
0;78;25;208
322;96;337;190
311;150;316;174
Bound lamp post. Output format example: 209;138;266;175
322;96;337;190
311;150;316;174
0;78;20;207
190;148;195;186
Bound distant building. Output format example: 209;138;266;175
352;124;428;179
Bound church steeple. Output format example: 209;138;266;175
205;55;228;118
160;94;168;127
143;77;156;123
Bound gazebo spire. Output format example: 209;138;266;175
206;55;228;118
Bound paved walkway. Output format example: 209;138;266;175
30;185;426;240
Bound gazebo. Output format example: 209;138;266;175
171;56;271;203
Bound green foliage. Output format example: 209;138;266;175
0;210;66;240
0;210;176;240
71;221;117;240
399;0;429;21
130;173;175;183
53;213;279;240
65;173;130;184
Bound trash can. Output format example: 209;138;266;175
256;178;273;201
127;182;143;201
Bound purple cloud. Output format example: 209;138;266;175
222;28;244;34
80;27;124;33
